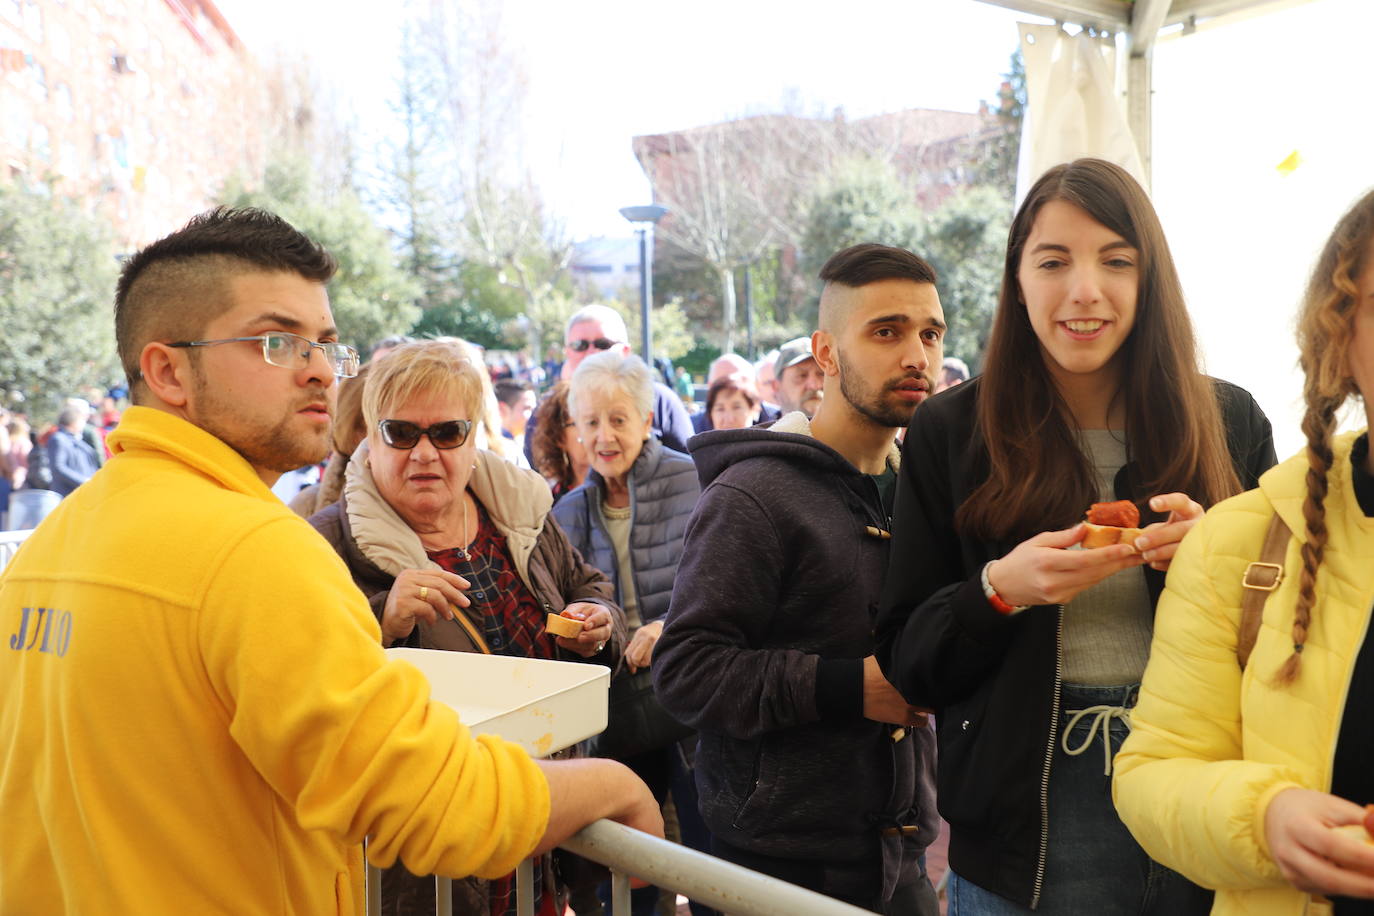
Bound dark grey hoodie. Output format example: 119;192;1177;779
653;411;938;899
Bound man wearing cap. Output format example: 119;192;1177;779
773;336;825;419
654;244;945;914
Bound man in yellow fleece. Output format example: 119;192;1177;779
0;207;661;914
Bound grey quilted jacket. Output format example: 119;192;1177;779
550;438;698;625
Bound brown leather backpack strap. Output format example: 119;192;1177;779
1237;513;1291;671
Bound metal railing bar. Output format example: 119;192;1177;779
516;859;534;916
560;820;873;916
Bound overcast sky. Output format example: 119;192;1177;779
218;0;1041;239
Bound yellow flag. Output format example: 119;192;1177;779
1276;150;1301;175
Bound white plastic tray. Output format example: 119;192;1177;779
386;647;609;758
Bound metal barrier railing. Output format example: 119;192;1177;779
559;819;873;916
371;818;873;915
0;529;33;571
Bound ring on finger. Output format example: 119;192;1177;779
419;585;429;601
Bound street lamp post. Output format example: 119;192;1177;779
619;204;669;364
743;262;755;361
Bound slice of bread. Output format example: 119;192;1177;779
545;613;584;638
1082;523;1144;550
1333;823;1374;845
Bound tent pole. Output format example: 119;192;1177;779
1127;0;1173;187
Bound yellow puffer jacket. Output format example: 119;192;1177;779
1114;430;1374;916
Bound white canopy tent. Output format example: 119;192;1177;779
977;0;1315;183
972;0;1368;457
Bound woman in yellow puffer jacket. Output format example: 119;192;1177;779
1114;187;1374;916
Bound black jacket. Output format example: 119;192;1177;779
874;377;1275;908
655;415;938;893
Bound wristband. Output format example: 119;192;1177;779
981;562;1030;615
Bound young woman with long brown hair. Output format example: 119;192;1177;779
875;158;1276;915
1114;189;1374;915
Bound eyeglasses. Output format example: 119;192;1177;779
567;337;618;353
378;418;473;450
168;333;360;378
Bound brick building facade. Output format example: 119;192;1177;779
633;106;997;226
0;0;267;251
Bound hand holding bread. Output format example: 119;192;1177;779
545;610;585;639
1081;500;1144;549
547;603;614;657
1264;788;1374;897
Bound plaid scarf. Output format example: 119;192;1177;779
428;499;560;915
427;500;557;661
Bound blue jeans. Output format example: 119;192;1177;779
946;684;1211;916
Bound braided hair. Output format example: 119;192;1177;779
1282;188;1374;683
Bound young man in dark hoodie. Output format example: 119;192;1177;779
653;244;946;914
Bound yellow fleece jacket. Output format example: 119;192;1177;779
1114;430;1374;916
0;407;550;915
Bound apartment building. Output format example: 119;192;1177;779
0;0;267;250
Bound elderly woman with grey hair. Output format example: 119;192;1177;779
551;350;713;916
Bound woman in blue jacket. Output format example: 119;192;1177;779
551;349;709;915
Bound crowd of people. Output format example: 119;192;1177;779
0;394;128;531
5;156;1374;916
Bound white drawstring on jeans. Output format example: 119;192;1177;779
1061;705;1132;776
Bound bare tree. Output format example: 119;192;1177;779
633;103;968;351
381;0;572;336
257;53;358;198
378;6;455;302
635;115;820;353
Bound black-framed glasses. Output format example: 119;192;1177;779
168;333;360;378
567;337;618;353
378;418;473;450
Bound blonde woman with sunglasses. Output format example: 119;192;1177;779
309;338;627;916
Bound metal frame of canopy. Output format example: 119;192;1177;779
975;0;1317;181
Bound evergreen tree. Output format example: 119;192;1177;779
0;183;120;418
220;156;421;358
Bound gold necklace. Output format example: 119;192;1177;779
456;490;470;560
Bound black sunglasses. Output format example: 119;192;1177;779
568;337;618;353
377;419;473;450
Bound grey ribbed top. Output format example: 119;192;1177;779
1061;429;1153;686
601;502;642;631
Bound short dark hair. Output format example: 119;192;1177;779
114;207;337;395
494;378;533;408
817;243;937;287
